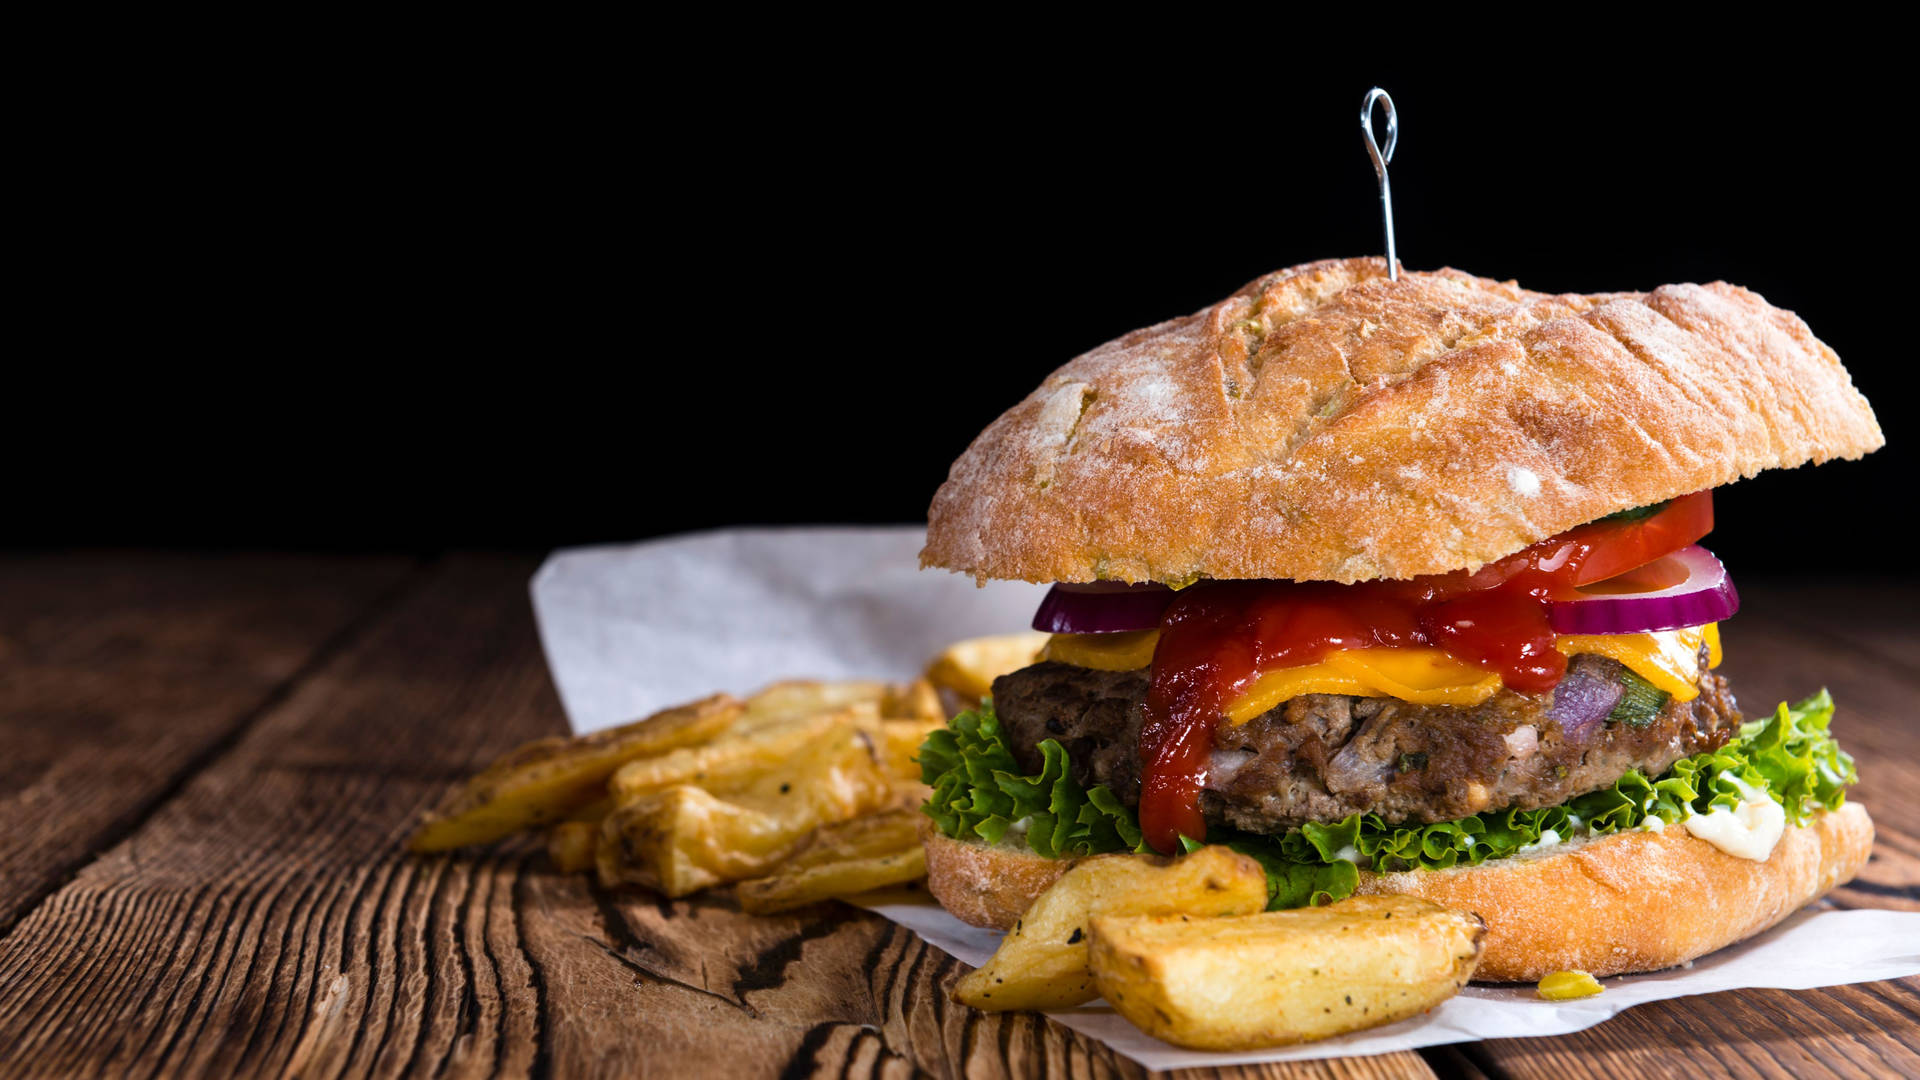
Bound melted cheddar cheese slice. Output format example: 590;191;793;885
1230;649;1501;718
1042;624;1722;723
1555;623;1720;700
1043;629;1159;672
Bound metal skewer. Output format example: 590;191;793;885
1359;87;1398;280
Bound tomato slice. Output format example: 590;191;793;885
1573;553;1692;595
1533;491;1714;589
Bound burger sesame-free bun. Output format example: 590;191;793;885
922;258;1883;586
919;821;1076;931
1357;801;1875;981
920;803;1873;980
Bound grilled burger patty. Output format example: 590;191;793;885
991;651;1740;833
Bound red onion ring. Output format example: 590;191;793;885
1029;545;1739;638
1546;666;1622;741
1547;545;1739;635
1030;581;1174;634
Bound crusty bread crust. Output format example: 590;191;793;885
923;258;1883;585
920;804;1873;977
1357;801;1874;981
919;821;1076;930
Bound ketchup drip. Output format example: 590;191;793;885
1135;492;1714;854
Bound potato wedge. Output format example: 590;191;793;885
741;680;890;726
737;811;926;914
601;724;897;896
1089;896;1486;1050
771;807;924;866
887;780;931;810
952;846;1267;1012
609;711;845;803
881;678;943;722
924;632;1050;708
737;848;926;914
547;821;599;873
409;693;741;852
866;716;943;781
595;828;626;889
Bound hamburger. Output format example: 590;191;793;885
914;257;1883;980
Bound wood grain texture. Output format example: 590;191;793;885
0;552;414;931
0;557;1914;1079
1468;980;1920;1079
0;555;550;1079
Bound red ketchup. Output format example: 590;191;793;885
1135;492;1713;853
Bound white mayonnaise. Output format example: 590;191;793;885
1517;828;1563;855
1681;777;1784;861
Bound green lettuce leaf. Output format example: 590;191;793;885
918;703;1144;858
917;692;1856;909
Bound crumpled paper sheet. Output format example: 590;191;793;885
531;526;1920;1068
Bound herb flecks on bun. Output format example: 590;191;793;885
915;258;1882;980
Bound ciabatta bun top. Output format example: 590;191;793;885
923;257;1882;585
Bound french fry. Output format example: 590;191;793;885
881;678;943;722
738;848;926;914
416;666;958;908
923;632;1050;708
740;680;891;726
887;781;932;810
736;808;927;914
952;846;1268;1013
767;808;922;865
867;716;943;781
595;828;626;889
600;723;897;896
547;821;599;873
1089;896;1486;1050
608;711;844;803
409;693;742;852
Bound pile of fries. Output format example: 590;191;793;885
410;678;950;912
955;849;1486;1049
411;630;1489;1050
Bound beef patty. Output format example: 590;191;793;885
991;650;1740;832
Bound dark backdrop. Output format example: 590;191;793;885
14;44;1908;577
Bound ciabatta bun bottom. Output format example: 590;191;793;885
1357;801;1873;980
919;823;1078;931
920;804;1872;981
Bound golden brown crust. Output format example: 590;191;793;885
921;804;1873;976
1355;802;1874;980
923;257;1883;584
919;822;1076;930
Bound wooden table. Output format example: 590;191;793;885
1;553;1915;1079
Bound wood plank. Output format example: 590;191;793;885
0;552;416;931
1470;979;1920;1079
0;556;553;1078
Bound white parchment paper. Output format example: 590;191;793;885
530;526;1920;1068
532;527;1045;732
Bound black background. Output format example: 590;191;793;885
14;41;1909;579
